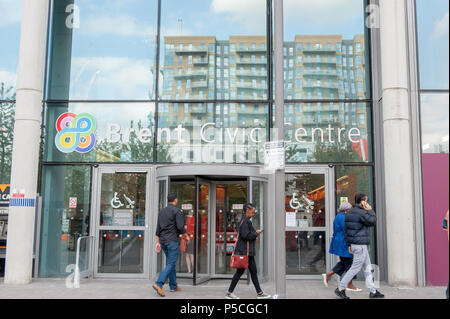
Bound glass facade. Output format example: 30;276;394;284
0;1;21;182
0;0;22;276
39;165;91;277
416;0;449;286
46;0;158;100
37;0;375;278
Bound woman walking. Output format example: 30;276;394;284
322;201;361;291
225;203;271;299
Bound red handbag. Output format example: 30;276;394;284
230;238;249;269
230;221;249;269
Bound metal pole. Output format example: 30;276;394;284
273;0;286;299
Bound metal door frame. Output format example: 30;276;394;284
194;176;212;285
284;165;335;280
210;179;249;279
90;165;154;279
155;164;268;283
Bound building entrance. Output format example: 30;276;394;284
156;165;267;285
169;177;250;284
91;166;153;278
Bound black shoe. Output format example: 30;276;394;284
335;288;350;299
369;290;385;298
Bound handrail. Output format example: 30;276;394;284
74;235;95;288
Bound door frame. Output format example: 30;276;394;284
193;176;212;285
284;165;336;280
209;179;250;279
90;165;155;279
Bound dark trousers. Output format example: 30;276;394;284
332;256;353;277
228;256;262;294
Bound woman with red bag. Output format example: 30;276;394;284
225;203;271;299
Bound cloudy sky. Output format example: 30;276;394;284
0;0;448;97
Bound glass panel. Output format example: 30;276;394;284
157;103;268;163
285;173;326;228
284;0;370;99
197;183;209;276
170;181;195;276
100;173;146;227
46;0;158;100
159;0;267;100
286;231;326;275
98;230;144;273
39;165;91;277
0;102;15;184
285;102;372;163
252;180;265;277
44;102;155;163
335;165;376;268
215;183;247;275
0;0;22;97
420;93;449;154
156;179;167;274
416;0;449;89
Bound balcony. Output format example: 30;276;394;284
236;82;267;91
193;58;209;65
302;70;338;77
175;46;208;55
303;58;337;65
191;81;208;89
302;47;337;54
236;70;267;78
303;82;339;90
173;70;208;79
189;105;208;113
236;47;267;53
236;59;267;65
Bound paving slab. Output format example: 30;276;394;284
0;278;446;299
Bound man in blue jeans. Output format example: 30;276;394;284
153;193;188;297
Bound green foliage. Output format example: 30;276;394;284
0;83;16;183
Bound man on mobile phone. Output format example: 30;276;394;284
335;193;384;299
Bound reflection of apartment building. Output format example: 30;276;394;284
158;35;368;162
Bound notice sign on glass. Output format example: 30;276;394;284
264;141;285;171
113;209;133;226
286;212;297;227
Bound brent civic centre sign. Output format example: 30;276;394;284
54;112;363;154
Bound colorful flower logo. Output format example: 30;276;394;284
55;112;97;153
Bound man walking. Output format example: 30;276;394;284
335;193;384;299
153;193;187;297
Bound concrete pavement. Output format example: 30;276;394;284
0;278;446;299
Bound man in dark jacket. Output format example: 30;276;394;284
153;193;187;297
335;193;384;299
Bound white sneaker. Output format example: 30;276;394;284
256;292;272;299
225;293;240;299
321;273;328;287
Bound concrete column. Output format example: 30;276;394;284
5;0;49;284
379;0;417;286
